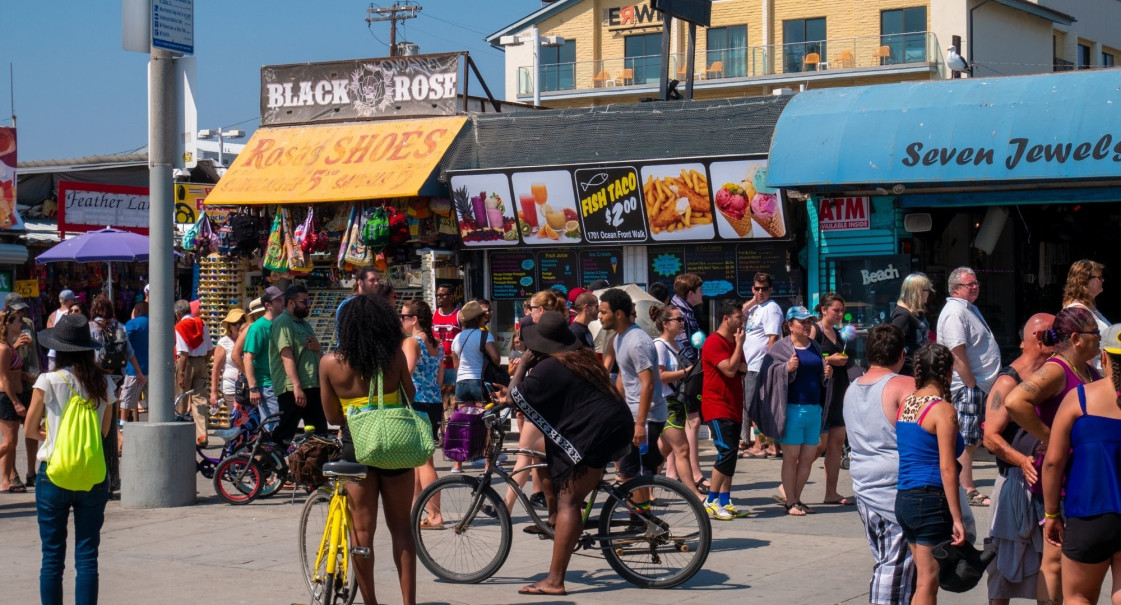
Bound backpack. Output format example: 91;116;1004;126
47;373;107;491
360;206;390;248
231;212;260;253
95;319;129;374
678;357;704;412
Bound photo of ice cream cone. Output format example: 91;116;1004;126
753;212;785;238
721;209;755;237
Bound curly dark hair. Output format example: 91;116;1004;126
551;348;622;401
90;294;114;322
54;349;109;404
913;343;954;400
333;293;403;382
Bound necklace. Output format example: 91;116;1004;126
1055;353;1092;383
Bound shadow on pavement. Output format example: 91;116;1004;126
0;499;37;520
710;536;769;552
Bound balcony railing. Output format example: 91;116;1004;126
515;31;942;96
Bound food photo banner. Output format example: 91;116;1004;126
448;155;789;248
489;248;624;300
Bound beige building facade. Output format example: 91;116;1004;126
489;0;1120;107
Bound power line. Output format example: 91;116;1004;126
366;1;421;56
420;12;491;37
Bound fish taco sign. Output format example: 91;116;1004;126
261;53;462;126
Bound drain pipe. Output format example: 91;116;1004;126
968;0;993;74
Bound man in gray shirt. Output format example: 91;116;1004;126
599;288;666;481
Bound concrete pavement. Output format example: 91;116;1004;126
0;435;1029;605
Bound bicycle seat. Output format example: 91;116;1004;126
322;461;368;478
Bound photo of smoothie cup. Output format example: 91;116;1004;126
519;194;538;228
470;192;489;228
485;193;505;230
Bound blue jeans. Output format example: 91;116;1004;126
258;384;280;432
36;462;108;605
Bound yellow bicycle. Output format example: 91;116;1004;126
298;457;371;605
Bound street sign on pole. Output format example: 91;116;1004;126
152;0;194;55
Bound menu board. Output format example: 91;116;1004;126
537;250;581;297
735;243;792;297
574;166;648;243
491;252;537;300
647;246;684;290
685;245;737;297
580;249;623;286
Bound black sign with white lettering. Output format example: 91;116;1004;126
574;166;648;244
260;53;462;126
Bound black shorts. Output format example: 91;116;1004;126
709;418;741;477
414;401;443;441
0;392;23;421
618;421;665;478
895;486;952;546
1063;513;1121;564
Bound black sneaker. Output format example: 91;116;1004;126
530;492;548;510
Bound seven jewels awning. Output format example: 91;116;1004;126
204;116;467;206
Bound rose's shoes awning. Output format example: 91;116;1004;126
204;116;467;206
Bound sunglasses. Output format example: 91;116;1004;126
399;314;416;319
752;286;772;291
666;317;685;323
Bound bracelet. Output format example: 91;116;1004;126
1044;511;1060;519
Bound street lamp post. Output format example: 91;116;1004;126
499;28;566;107
197;128;245;167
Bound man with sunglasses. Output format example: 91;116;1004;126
937;266;1001;507
741;272;784;451
432;284;461;390
269;284;328;444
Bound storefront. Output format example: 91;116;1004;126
768;69;1121;358
441;95;805;353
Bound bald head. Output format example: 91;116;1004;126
1023;313;1055;356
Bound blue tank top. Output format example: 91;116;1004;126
1065;384;1121;518
787;346;823;405
411;334;443;404
897;395;965;491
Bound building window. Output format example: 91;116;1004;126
880;7;927;64
539;40;576;92
1078;44;1091;69
706;26;747;78
1104;52;1116;67
624;33;663;85
782;18;826;73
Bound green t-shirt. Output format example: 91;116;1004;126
242;316;274;387
268;311;321;395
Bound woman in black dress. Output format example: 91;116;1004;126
890;272;934;376
502;311;634;596
813;293;856;505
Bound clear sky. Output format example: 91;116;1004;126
0;0;538;162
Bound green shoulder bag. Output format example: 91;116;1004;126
347;370;434;469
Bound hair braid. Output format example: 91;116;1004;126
1110;351;1121;409
913;343;953;400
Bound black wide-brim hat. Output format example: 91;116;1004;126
522;311;580;354
38;314;103;352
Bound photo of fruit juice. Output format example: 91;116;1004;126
519;194;539;227
471;195;489;228
531;183;548;205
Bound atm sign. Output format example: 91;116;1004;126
819;197;870;232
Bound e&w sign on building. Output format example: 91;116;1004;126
819;196;870;232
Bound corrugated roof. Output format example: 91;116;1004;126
18;153;149;174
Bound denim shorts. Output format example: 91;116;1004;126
780;404;822;446
455;379;485;403
895;486;953;546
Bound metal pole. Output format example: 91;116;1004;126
531;27;541;107
149;48;175;424
216;130;224;167
659;16;672;100
685;23;696;100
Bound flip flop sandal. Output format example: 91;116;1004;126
796;501;816;514
785;502;807;516
9;474;24;490
518;584;567;596
823;496;855;505
771;493;787;505
967;489;991;507
739;450;766;459
4;485;27;493
419;519;446;530
522;524;555;536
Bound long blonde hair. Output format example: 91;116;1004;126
1062;259;1105;308
897;272;933;312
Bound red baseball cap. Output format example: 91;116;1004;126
567;287;586;305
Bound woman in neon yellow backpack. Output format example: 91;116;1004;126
25;313;117;605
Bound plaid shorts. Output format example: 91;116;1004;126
856;499;915;605
952;386;985;446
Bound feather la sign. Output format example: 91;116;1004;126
819;196;870;232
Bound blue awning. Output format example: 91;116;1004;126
766;70;1121;193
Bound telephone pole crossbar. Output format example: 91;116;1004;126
366;2;422;56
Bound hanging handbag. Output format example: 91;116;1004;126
476;328;510;387
347;370;434;469
262;211;288;273
343;206;374;267
283;208;313;273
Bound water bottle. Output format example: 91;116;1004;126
638;437;649;455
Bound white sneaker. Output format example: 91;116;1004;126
706;501;733;521
724;503;753;518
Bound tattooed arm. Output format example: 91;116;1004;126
1004;363;1065;443
982;375;1039;484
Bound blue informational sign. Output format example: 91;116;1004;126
152;0;194;55
767;70;1121;189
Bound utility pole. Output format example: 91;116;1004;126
366;2;421;56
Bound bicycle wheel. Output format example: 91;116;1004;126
597;475;711;588
212;454;262;505
412;475;512;583
298;489;358;605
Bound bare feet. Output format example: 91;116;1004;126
519;583;567;596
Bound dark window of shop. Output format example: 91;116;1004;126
782;18;826;73
539;40;576;92
880;7;926;64
1078;44;1091;69
624;32;663;84
1104;52;1116;67
706;25;748;78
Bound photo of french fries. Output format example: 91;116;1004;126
640;164;716;241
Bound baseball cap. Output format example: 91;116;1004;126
1102;323;1121;355
587;279;610;290
567;287;586;305
785;306;814;321
59;289;77;303
4;292;28;310
260;286;284;303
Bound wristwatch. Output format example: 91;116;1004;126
249;386;261;393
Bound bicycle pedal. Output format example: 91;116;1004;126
351;546;371;558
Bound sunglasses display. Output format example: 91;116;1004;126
198;254;249;348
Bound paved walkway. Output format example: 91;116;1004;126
0;435;1024;604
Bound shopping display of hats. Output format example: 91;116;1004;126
1102;323;1121;355
785;305;814;321
222;308;247;325
522;311;579;354
260;286;284;303
37;314;103;352
4;292;28;310
459;301;485;322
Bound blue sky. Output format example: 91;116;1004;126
0;0;538;161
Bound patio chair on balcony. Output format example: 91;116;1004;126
614;68;634;86
833;50;854;68
705;61;724;79
804;53;821;71
593;70;613;88
875;46;893;66
676;65;702;81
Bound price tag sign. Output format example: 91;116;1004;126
574;166;648;243
14;279;38;298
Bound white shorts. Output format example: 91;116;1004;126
120;375;147;410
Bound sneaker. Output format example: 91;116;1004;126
708;502;733;521
530;492;548;510
723;503;753;518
